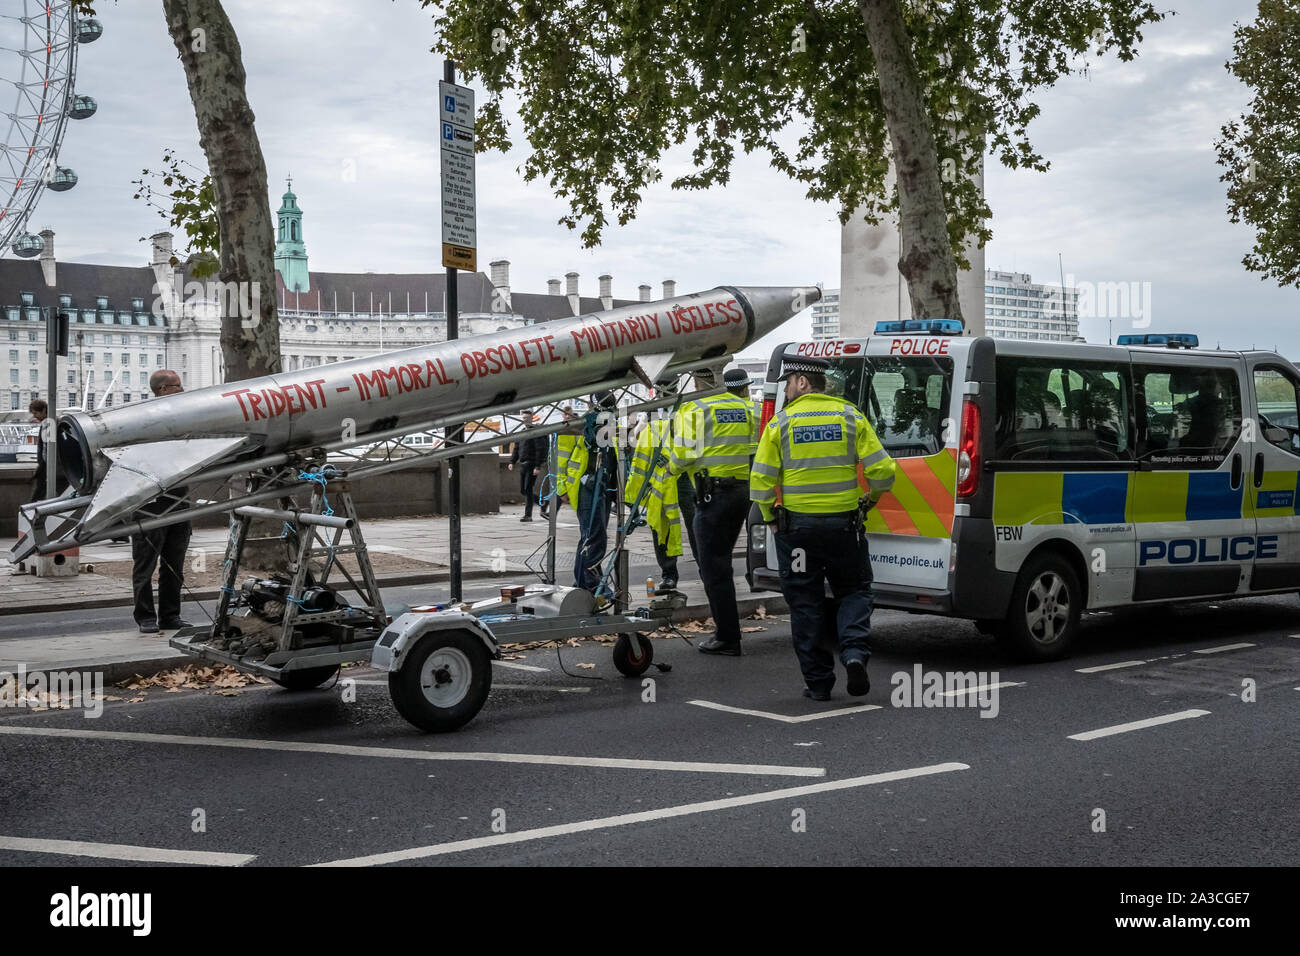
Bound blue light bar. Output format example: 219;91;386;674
1117;333;1199;349
873;318;963;335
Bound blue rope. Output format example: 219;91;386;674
297;470;334;516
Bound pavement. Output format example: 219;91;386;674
0;504;784;680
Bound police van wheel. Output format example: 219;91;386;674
613;632;653;677
388;630;492;732
1002;555;1081;661
271;666;339;690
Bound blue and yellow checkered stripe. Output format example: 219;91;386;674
991;470;1300;526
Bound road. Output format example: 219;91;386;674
1;591;1297;867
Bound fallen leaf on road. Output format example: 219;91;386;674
751;604;767;619
127;697;145;703
741;626;766;633
576;662;596;669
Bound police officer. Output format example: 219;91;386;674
750;356;896;698
564;391;619;599
625;412;682;589
669;366;757;655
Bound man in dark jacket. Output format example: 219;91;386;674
132;370;193;633
509;411;548;522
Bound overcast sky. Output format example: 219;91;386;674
26;0;1300;358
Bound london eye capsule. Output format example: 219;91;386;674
47;168;78;192
69;94;98;120
75;18;104;43
11;233;44;258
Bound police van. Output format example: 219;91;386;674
746;321;1300;660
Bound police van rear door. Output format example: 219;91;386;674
1131;351;1256;600
761;336;964;596
1241;354;1300;591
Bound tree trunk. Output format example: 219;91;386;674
858;0;963;324
162;0;280;381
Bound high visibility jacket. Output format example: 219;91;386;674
750;391;896;521
555;433;578;493
625;417;682;557
667;392;757;480
561;416;616;503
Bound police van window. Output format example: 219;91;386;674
994;357;1130;461
827;356;952;458
1254;366;1300;456
1136;365;1241;468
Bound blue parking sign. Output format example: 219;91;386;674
442;122;454;141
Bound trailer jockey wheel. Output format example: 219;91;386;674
389;629;492;732
612;633;653;677
272;666;339;691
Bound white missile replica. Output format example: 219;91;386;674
12;285;816;561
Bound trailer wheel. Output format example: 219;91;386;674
388;630;492;732
272;666;339;691
999;553;1081;661
612;632;653;677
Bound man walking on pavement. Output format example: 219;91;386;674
132;370;193;634
669;366;757;655
749;356;896;699
509;410;547;522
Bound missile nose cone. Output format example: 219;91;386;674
734;286;822;339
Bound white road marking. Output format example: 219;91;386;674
1076;660;1146;674
688;699;881;723
346;679;588;693
1193;643;1256;655
493;683;590;694
937;681;1024;698
0;835;254;866
311;762;970;866
493;661;550;673
0;726;821;777
1068;709;1211;741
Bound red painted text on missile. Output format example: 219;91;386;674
352;358;456;401
569;298;742;358
460;334;561;380
223;379;328;422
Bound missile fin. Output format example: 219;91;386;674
630;351;677;390
78;436;249;537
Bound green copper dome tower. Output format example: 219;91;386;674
274;175;310;293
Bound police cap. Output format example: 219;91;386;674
777;356;831;381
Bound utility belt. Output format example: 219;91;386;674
693;472;744;505
773;499;873;536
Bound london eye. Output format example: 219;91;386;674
0;1;100;258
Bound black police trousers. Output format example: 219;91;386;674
693;479;749;646
774;510;873;693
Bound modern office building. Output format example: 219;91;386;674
809;287;840;341
983;269;1081;343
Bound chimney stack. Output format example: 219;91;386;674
38;228;55;288
150;231;174;268
638;283;652;302
566;271;580;316
489;258;512;314
547;278;562;295
662;279;676;299
598;274;613;311
489;259;510;291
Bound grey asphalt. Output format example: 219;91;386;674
2;593;1296;867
